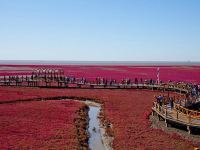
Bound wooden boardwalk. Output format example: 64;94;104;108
0;79;189;94
152;102;200;134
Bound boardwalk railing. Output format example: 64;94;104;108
175;104;200;120
152;101;200;134
0;76;190;94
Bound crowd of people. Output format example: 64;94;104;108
1;74;200;99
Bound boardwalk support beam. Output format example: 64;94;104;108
187;126;191;134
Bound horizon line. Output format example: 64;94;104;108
0;60;200;66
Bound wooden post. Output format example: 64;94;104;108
165;119;168;127
165;107;168;127
187;126;191;134
2;77;5;85
152;110;154;116
176;111;178;120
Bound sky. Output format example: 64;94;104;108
0;0;200;61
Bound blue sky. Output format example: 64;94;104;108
0;0;200;61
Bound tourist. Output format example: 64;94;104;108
157;95;163;106
198;85;200;96
150;79;153;85
192;88;196;97
170;98;174;110
140;78;143;84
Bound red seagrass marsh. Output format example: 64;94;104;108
0;65;200;150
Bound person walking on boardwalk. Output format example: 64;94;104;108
169;97;174;110
135;78;138;84
157;95;163;106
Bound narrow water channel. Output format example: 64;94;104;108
88;105;106;150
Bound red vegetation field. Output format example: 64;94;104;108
1;65;200;83
0;100;84;150
0;65;200;149
0;87;198;149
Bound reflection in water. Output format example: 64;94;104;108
88;106;106;150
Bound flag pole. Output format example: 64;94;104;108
157;67;160;85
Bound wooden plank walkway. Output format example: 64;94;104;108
0;80;189;94
152;102;200;134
